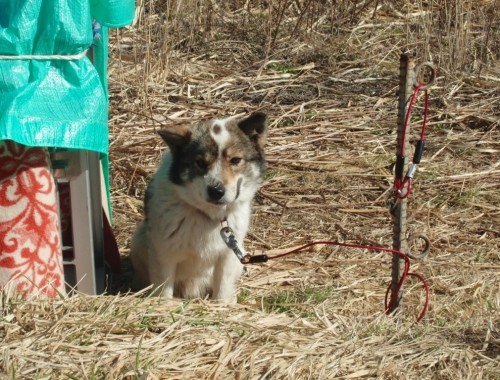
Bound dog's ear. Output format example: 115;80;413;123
238;112;268;150
157;125;191;153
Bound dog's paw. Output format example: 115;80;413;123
212;291;238;304
213;298;237;305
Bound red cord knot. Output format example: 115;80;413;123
393;177;412;200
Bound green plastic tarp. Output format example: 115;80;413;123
0;0;134;160
0;0;135;213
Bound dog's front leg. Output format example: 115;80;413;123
212;252;243;303
148;255;176;298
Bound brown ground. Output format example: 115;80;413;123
1;1;499;378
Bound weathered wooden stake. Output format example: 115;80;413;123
389;52;416;313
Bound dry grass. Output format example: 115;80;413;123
1;0;500;378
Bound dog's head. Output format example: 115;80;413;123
158;112;267;216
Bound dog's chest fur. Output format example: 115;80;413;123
147;154;251;264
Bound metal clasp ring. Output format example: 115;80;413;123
407;234;431;260
414;62;436;90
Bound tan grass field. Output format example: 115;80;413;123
1;1;499;378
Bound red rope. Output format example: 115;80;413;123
393;83;429;199
420;90;429;140
246;85;433;323
401;84;419;155
259;241;430;323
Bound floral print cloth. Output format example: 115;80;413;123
0;140;65;297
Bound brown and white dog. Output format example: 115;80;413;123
130;112;267;303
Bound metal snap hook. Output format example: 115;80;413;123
220;225;245;261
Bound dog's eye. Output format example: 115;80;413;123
229;157;242;166
195;159;208;170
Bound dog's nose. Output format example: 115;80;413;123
207;183;225;201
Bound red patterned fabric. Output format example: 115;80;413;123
0;140;65;297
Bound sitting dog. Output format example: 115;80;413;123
130;112;267;303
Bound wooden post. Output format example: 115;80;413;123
389;52;416;313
